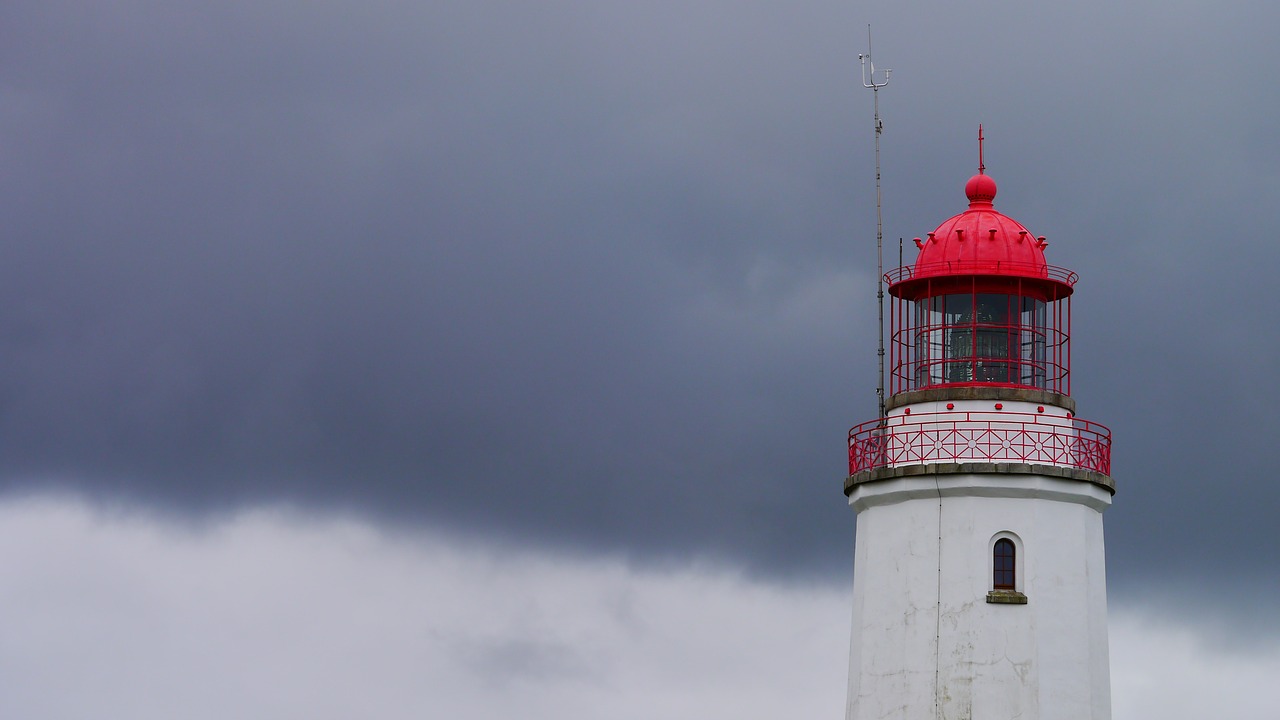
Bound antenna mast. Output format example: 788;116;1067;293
859;27;891;420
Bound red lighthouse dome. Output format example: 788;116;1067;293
915;173;1048;274
883;136;1078;399
892;170;1073;300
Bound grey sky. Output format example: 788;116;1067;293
1;0;1277;642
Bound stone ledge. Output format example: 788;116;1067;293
845;462;1114;496
986;590;1028;605
885;386;1075;413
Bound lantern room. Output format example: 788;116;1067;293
886;167;1076;398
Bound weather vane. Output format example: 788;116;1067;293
858;28;891;93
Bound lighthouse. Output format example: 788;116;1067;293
844;134;1114;720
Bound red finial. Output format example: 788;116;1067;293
978;124;985;175
965;125;997;206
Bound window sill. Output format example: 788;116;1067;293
986;590;1028;605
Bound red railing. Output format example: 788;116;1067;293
884;261;1079;286
883;274;1074;397
889;321;1070;393
848;410;1110;476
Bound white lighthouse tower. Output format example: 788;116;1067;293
844;134;1114;720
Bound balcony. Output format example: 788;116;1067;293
848;410;1111;477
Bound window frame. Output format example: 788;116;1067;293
987;531;1028;605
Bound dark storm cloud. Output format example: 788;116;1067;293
1;0;1277;628
0;0;868;552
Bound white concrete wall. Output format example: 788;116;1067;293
846;474;1111;720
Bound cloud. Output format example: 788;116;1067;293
0;0;1278;640
1;495;1274;719
1111;608;1280;719
0;496;847;719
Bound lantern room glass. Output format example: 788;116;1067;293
910;292;1051;390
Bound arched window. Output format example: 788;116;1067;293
993;538;1016;590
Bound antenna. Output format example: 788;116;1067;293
859;27;891;420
